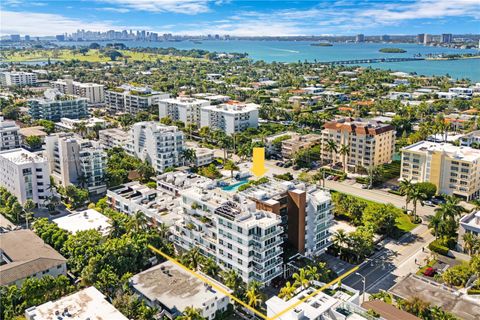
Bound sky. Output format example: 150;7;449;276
1;0;480;37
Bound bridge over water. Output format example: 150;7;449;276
320;57;425;65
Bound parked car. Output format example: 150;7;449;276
276;161;282;166
333;175;340;181
424;200;435;207
423;267;436;277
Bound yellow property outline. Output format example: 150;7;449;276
148;244;359;320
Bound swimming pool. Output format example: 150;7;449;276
221;179;249;192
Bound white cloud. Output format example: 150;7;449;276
99;0;210;14
0;11;127;36
97;7;130;13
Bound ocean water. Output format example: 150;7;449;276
60;40;480;81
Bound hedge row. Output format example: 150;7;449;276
428;240;450;256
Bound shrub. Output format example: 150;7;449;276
467;289;480;295
429;240;450;256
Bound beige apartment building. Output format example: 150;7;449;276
281;134;322;159
400;141;480;200
321;118;395;171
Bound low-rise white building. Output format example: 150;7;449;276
52;209;111;235
130;261;231;320
28;89;89;122
55;117;107;135
0;148;51;206
105;84;169;115
193;147;215;166
25;286;128;320
0;71;37;86
125;121;184;173
107;181;181;226
0;116;21;151
98;128;129;149
51;76;105;104
1;230;67;287
159;97;210;127
200;102;259;134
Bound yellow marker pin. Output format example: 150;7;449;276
252;147;268;177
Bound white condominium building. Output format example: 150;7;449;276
240;181;334;257
321;117;396;171
105;84;169;115
400;141;480;200
200;102;259;134
0;117;21;151
45;133;107;195
51;76;105;104
171;187;284;285
28;89;88;122
98;128;129;149
55;117;107;135
124;121;184;173
0;148;51;206
158;97;210;126
0;71;37;86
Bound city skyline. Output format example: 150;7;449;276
1;0;480;37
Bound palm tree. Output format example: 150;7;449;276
183;247;203;270
339;144;350;173
278;281;297;301
224;160;239;179
245;282;263;308
133;210;148;232
22;199;36;229
180;148;197;167
200;257;219;277
305;265;319;282
177;306;204;320
399;179;415;211
325;139;338;166
220;269;243;297
332;229;349;258
409;186;427;222
428;212;443;239
462;233;477;255
292;268;310;290
435;195;467;222
77;174;88;189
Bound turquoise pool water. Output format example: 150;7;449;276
221;180;249;192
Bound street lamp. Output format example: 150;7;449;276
355;272;366;303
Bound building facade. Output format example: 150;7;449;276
171;187;284;285
0;71;37;86
158;97;210;126
0;117;21;151
124;121;184;173
321;118;396;171
45;133;107;195
240;181;333;257
98;128;129;149
105;84;169;115
51;77;105;104
200;102;259;134
281;134;322;159
28;89;88;122
400;141;480;200
0;148;51;206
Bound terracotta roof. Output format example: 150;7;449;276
0;230;67;285
323;118;394;135
362;300;421;320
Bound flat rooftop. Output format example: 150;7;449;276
159;97;209;105
201;102;259;113
266;287;338;319
0;148;46;164
130;261;231;314
402;141;480;162
25;286;128;320
460;211;480;232
389;273;480;320
53;209;111;235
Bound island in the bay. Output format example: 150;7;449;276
379;47;407;53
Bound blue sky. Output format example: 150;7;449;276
1;0;480;36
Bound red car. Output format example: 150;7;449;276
423;267;436;277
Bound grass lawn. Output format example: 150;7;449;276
0;49;204;63
331;190;419;238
